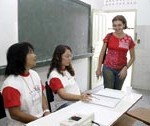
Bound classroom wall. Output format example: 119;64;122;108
80;0;103;10
136;0;150;25
0;0;18;88
131;0;150;90
0;0;18;67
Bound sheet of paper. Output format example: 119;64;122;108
90;95;121;108
95;88;126;99
89;88;126;108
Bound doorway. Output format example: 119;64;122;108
91;11;136;90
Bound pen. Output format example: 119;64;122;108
91;94;101;101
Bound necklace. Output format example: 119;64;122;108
21;74;36;93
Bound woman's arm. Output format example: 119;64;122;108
3;87;38;123
119;48;135;79
96;43;107;78
9;93;50;123
57;88;91;102
9;107;38;123
126;48;135;68
42;92;50;116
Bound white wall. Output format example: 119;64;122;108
136;0;150;25
72;58;90;91
131;0;150;90
80;0;103;10
0;0;18;66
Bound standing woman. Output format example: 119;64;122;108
96;15;135;90
1;42;50;126
47;45;91;110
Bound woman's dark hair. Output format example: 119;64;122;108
47;44;75;78
5;42;34;76
112;15;127;29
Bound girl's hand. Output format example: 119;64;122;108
118;66;127;79
80;93;92;102
96;69;102;79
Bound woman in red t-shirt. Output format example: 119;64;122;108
96;15;135;90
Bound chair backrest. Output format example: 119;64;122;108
0;92;6;119
45;81;54;112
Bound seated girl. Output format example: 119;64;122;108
47;45;91;110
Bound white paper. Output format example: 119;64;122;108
90;94;121;108
95;88;126;99
89;88;126;108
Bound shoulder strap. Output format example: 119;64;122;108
106;32;113;47
108;32;113;42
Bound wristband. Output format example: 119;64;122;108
43;109;50;114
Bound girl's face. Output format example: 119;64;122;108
61;49;72;69
25;49;37;69
113;20;125;34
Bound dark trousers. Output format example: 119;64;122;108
102;65;126;90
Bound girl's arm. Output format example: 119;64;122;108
96;43;107;78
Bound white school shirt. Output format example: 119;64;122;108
1;69;43;126
48;69;81;110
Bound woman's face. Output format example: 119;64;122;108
113;20;125;34
25;49;37;69
61;49;72;69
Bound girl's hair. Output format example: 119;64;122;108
112;15;127;29
5;42;34;76
47;44;75;78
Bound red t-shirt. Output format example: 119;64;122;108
103;33;135;70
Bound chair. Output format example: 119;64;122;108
45;81;54;112
0;92;6;119
126;107;150;125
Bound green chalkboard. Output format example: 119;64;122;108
18;0;91;63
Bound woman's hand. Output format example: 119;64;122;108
118;66;127;79
80;93;92;102
96;69;102;79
